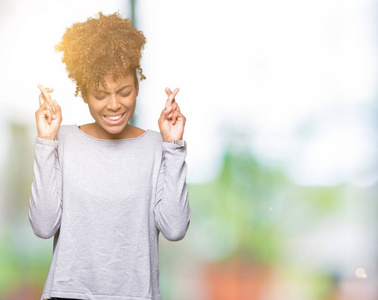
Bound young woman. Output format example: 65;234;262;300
29;12;190;300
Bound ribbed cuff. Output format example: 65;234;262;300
162;141;187;165
162;141;187;150
35;137;58;148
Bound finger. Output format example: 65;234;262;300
38;84;50;101
47;110;52;124
43;100;53;112
165;87;179;97
166;102;178;116
172;110;180;125
38;91;53;107
165;91;172;109
169;110;178;125
39;109;52;124
175;112;186;126
171;88;179;100
42;87;54;93
165;87;172;96
168;104;180;117
172;101;180;112
158;108;168;126
42;101;55;121
165;87;179;108
165;91;179;110
170;88;179;105
38;90;52;109
49;100;58;119
168;104;181;121
165;88;172;109
165;106;173;119
39;93;45;107
37;99;51;113
53;100;62;120
38;84;55;111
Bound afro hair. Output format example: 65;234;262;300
55;12;146;97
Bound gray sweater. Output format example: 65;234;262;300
29;124;190;300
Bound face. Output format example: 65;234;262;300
83;73;138;139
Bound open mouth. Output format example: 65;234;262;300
103;112;126;124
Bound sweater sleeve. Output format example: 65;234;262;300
154;142;190;241
29;137;63;239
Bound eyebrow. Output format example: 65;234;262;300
96;85;133;94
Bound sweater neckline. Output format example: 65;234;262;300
73;124;150;142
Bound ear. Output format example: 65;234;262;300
82;93;88;104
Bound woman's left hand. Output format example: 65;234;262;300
158;87;186;142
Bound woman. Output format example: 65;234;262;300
29;12;190;300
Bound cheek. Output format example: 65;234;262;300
125;96;137;109
87;102;102;116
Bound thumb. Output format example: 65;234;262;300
158;108;167;126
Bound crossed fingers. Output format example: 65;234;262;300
38;84;57;119
164;87;182;125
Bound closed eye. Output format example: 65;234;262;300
119;92;131;97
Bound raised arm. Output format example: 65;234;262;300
29;85;63;239
155;87;190;241
29;138;63;239
154;142;190;241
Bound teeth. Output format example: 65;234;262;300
106;114;123;121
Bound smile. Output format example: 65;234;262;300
103;113;126;125
106;114;123;120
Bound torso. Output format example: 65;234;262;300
45;125;164;298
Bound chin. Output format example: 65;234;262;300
95;119;129;137
105;124;128;135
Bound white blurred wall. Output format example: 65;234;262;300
0;0;376;186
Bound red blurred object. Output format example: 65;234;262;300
5;283;41;300
203;258;272;300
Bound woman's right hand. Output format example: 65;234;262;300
35;84;63;141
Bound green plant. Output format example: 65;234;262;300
189;147;341;266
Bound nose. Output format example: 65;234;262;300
106;93;121;111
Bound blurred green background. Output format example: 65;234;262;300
0;1;377;299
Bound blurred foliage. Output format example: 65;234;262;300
3;123;34;217
0;123;51;298
0;233;51;298
188;146;343;266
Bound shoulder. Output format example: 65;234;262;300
56;124;77;141
129;125;146;138
128;125;162;144
127;125;161;140
147;129;162;140
145;129;163;145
